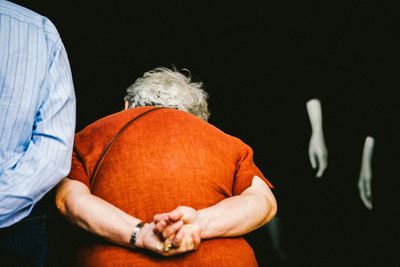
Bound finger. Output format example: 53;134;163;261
154;220;167;235
161;220;183;240
159;243;174;257
153;213;169;224
309;152;317;169
169;235;196;256
163;237;173;248
178;235;192;252
161;242;180;257
365;179;372;197
172;228;185;247
359;179;373;210
365;199;373;210
363;193;372;210
316;159;327;178
186;234;195;251
316;168;323;178
192;232;201;249
168;208;184;222
360;192;369;209
358;181;370;209
365;180;373;210
148;233;169;256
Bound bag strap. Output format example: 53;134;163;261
89;107;166;187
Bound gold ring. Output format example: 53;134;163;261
162;242;172;252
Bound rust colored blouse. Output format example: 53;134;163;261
69;107;272;267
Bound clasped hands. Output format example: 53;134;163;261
134;206;202;256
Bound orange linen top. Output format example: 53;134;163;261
69;106;272;267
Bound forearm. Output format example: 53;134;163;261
306;98;323;132
361;136;375;167
359;136;375;177
0;142;73;227
56;178;139;247
197;176;277;239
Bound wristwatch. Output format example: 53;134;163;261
130;222;145;249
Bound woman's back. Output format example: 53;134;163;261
69;107;266;266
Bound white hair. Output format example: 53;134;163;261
124;67;210;121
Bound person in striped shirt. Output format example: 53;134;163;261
0;1;76;266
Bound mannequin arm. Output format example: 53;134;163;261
306;99;328;177
358;136;375;210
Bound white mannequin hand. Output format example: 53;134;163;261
308;132;328;177
358;136;374;210
306;99;328;178
358;163;373;209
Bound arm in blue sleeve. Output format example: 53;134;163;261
0;41;76;227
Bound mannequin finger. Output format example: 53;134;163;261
309;152;317;169
365;179;372;197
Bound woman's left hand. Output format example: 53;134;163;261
153;206;202;254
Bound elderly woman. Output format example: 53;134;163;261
56;67;277;266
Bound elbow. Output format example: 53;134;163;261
257;186;277;227
248;176;278;228
249;188;278;229
55;188;76;220
261;192;277;226
55;190;69;218
55;189;86;225
55;179;87;222
266;194;278;223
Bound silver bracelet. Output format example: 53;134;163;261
130;222;144;249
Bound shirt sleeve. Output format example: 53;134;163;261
68;148;91;188
0;40;76;227
233;143;274;196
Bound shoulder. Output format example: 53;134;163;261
172;110;253;152
75;107;156;139
0;0;61;42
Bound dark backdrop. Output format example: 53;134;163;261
11;1;400;266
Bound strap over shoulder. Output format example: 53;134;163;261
89;107;166;187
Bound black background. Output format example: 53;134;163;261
11;1;400;266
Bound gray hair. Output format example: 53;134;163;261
124;67;210;121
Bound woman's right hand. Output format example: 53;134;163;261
134;222;181;256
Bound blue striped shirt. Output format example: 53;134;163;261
0;0;76;227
